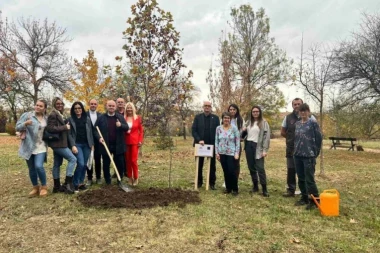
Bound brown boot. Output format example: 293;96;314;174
29;186;40;197
39;186;48;197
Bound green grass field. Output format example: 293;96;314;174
0;135;379;252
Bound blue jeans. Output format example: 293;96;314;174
73;143;91;187
26;152;47;186
52;147;77;179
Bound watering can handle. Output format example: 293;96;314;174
310;194;321;209
323;189;339;197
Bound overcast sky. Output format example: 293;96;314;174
1;0;379;110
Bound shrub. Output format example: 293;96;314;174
5;122;16;136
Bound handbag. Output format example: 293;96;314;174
42;128;59;141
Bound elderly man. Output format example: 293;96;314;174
191;101;220;190
86;99;103;185
94;100;129;184
116;97;125;116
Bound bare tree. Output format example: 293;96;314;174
0;16;71;104
333;12;380;102
298;38;336;175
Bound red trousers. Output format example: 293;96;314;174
125;145;139;179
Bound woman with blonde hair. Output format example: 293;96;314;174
16;99;49;197
124;102;144;185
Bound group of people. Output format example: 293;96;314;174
16;95;321;210
192;99;322;209
16;97;144;196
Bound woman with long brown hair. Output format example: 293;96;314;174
242;106;271;197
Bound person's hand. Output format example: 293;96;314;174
199;140;205;145
99;138;105;144
116;119;121;127
24;119;33;127
216;154;220;161
66;122;70;130
138;142;143;147
91;145;94;151
262;152;267;157
234;154;239;160
242;127;247;132
72;146;78;154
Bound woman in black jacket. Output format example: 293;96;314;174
68;102;94;192
47;97;77;194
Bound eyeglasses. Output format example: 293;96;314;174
56;103;63;105
203;105;211;108
74;107;82;110
90;103;97;105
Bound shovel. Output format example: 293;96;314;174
96;126;133;193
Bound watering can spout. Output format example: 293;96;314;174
311;194;321;208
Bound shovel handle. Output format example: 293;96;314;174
96;126;121;181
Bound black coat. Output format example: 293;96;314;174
67;116;94;149
191;113;220;146
94;113;129;155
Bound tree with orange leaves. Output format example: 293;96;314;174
64;50;111;111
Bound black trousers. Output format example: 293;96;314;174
197;156;216;186
219;154;238;192
286;157;297;193
245;141;267;185
102;144;125;184
294;156;319;200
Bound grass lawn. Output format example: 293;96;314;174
0;135;379;252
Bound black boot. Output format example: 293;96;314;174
262;184;269;197
64;176;75;194
52;178;61;193
251;181;259;193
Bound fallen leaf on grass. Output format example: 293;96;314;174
291;237;301;243
350;218;358;224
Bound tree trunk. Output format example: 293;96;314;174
319;101;324;176
182;121;187;140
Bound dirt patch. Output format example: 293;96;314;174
77;186;201;209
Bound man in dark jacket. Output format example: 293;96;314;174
86;99;103;185
94;100;129;185
192;101;220;190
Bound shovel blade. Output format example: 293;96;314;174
118;181;133;193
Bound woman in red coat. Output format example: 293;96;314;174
124;102;144;185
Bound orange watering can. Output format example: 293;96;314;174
311;189;340;216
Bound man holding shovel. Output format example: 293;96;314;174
94;100;129;185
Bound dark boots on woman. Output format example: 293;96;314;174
52;178;66;193
64;176;75;194
262;184;269;197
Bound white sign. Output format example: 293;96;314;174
194;144;214;157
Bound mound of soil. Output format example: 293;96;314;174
77;186;201;209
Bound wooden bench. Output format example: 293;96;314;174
329;137;357;151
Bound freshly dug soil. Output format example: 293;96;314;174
77;186;201;209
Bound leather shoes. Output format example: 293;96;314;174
210;185;216;190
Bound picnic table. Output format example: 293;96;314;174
329;137;357;151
